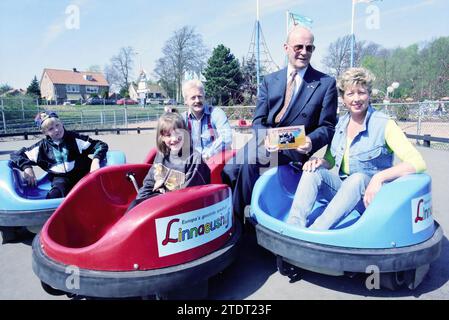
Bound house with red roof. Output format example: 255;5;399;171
40;68;109;104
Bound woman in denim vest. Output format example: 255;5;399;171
286;67;426;230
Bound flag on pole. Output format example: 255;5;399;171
290;13;313;28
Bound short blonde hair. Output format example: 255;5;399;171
156;112;188;155
182;79;205;100
337;67;375;97
41;117;62;132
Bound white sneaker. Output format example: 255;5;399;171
286;215;306;228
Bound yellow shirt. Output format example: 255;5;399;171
324;119;426;175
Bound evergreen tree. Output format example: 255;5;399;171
26;76;41;98
204;44;243;106
240;56;258;105
0;84;13;95
119;86;129;98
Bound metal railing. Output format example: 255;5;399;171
1;98;448;150
0;97;184;133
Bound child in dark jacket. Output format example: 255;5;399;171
10;111;108;199
127;111;211;211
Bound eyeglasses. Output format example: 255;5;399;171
288;44;315;53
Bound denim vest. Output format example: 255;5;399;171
330;105;393;177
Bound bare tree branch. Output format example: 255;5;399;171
154;26;209;102
106;46;136;93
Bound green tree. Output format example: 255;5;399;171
240;56;258;105
26;76;41;98
119;87;129;98
0;84;13;95
361;37;449;101
419;37;449;100
388;45;420;100
204;44;243;106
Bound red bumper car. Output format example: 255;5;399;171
32;149;239;299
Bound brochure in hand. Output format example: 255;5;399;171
267;125;306;150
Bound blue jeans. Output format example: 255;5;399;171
287;167;371;230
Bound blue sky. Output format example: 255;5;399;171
1;0;448;89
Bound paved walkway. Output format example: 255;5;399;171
0;131;448;299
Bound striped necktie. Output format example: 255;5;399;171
275;71;297;124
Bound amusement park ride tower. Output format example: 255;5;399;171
246;0;279;95
246;0;313;94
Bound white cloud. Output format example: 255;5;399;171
41;20;66;48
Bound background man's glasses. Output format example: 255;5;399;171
289;44;315;53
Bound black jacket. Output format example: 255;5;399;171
253;65;338;162
10;130;108;177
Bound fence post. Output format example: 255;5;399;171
80;111;84;126
124;107;128;129
113;110;116;127
417;103;422;145
1;99;6;134
101;111;104;126
423;134;431;148
21;100;25;120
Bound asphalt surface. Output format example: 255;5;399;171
0;131;448;300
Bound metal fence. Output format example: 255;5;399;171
1;98;449;150
371;101;449;151
0;97;183;133
223;102;449;150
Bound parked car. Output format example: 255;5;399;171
116;98;138;105
146;98;163;105
83;97;117;105
163;99;177;105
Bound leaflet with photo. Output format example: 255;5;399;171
267;125;306;150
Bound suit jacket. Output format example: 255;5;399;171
252;65;338;162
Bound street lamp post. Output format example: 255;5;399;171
350;0;356;67
256;0;261;95
372;82;400;114
350;0;381;67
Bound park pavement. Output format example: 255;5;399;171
0;131;448;300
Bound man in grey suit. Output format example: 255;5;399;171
222;26;338;223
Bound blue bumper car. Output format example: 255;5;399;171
0;151;126;242
250;165;443;290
